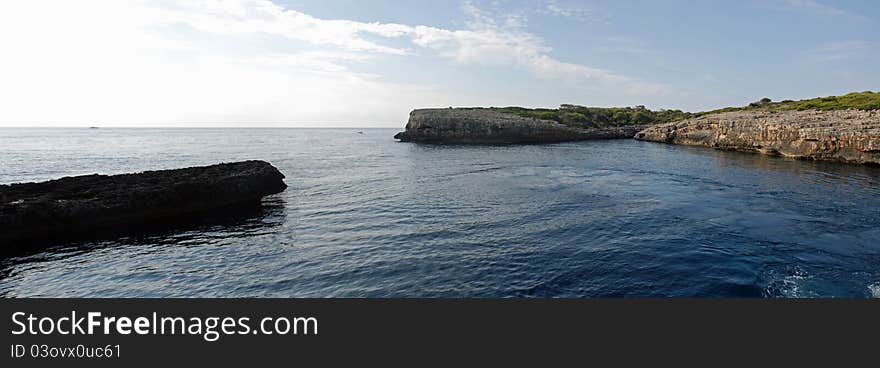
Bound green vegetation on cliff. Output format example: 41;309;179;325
695;91;880;117
492;91;880;127
491;104;691;129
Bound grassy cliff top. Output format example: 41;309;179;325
489;91;879;127
490;104;690;129
695;91;880;117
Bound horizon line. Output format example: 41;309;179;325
0;125;404;129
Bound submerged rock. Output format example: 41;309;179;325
634;109;880;165
0;160;287;248
394;108;651;144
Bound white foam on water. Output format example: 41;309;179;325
762;266;819;298
868;283;880;298
780;273;810;298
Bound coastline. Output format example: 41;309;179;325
393;107;655;144
395;92;880;166
635;109;880;165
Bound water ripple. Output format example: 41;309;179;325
1;129;879;297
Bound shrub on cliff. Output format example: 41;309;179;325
491;105;691;128
697;91;880;117
785;91;880;111
749;98;772;107
492;91;879;127
561;112;589;125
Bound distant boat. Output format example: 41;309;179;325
357;131;364;134
89;126;100;129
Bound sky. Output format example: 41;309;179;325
0;0;877;127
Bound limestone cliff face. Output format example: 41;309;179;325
634;109;880;164
394;108;649;144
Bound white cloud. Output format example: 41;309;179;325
808;41;872;61
782;0;865;19
409;1;654;87
784;0;846;15
144;0;413;54
235;51;373;74
538;0;604;22
0;0;669;126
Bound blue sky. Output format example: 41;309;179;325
0;0;877;126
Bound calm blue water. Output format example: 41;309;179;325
1;128;879;297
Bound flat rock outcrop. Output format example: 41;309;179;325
634;109;880;164
0;160;287;247
394;108;650;144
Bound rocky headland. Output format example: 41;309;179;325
396;92;880;165
634;109;880;165
394;108;655;144
0;160;287;248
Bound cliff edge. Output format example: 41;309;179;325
394;108;651;144
634;109;880;164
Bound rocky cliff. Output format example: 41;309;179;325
0;160;287;248
634;109;880;164
394;108;650;144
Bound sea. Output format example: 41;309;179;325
1;128;879;297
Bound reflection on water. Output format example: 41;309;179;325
0;197;286;297
709;148;880;189
0;128;879;297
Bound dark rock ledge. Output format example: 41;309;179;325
0;160;287;248
394;108;651;144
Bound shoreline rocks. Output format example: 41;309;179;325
0;160;287;248
634;109;880;165
394;108;650;144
